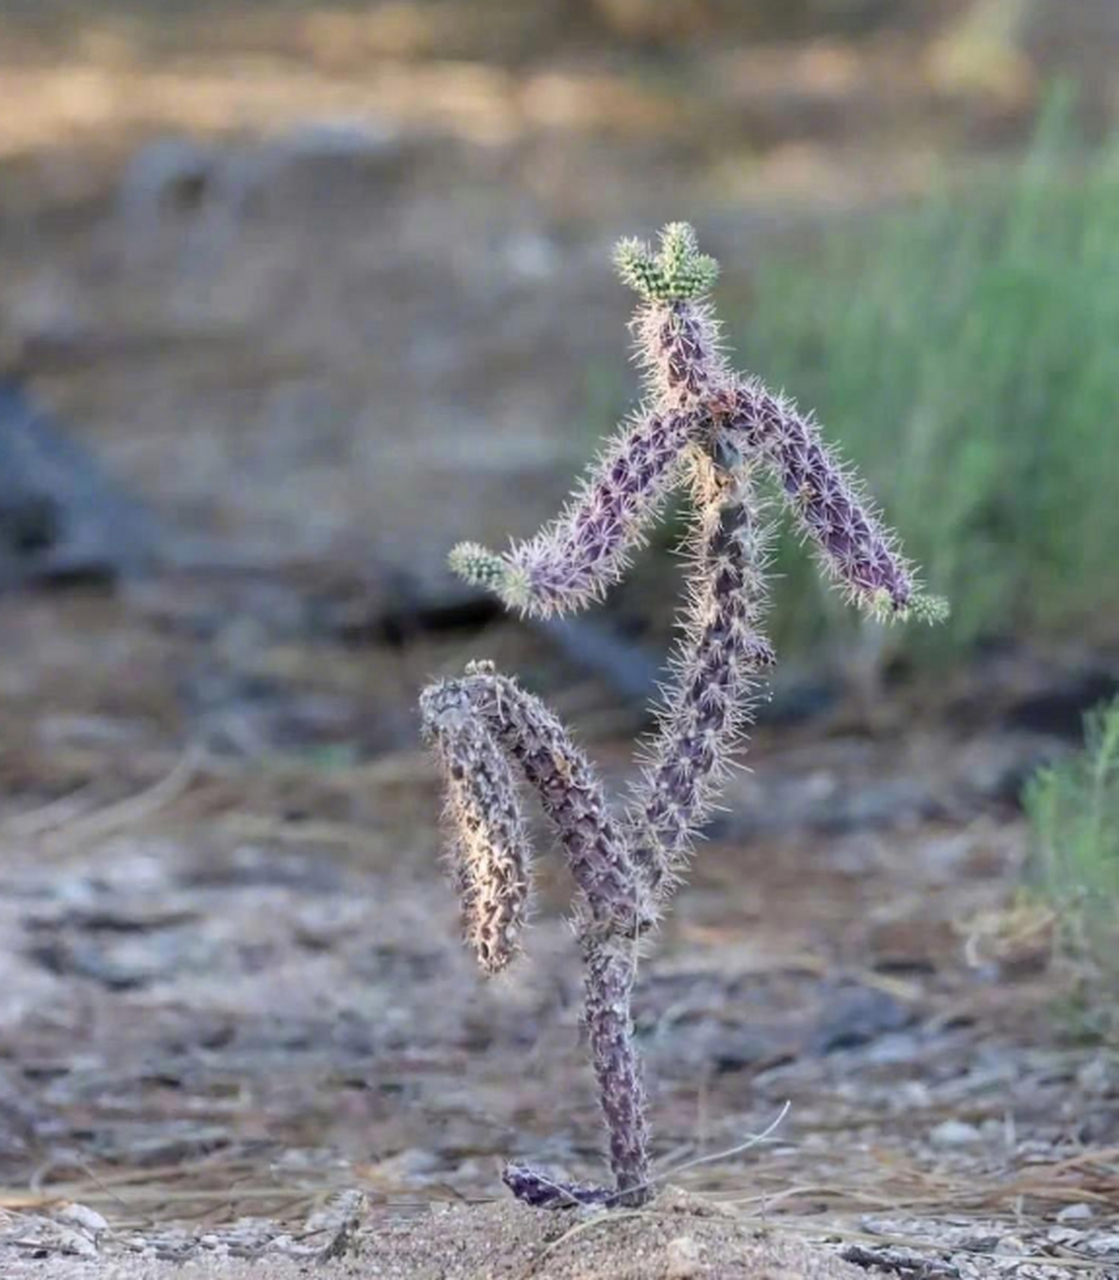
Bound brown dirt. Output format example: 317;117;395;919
352;1195;864;1280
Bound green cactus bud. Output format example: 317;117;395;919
614;222;719;302
612;237;662;300
448;542;507;590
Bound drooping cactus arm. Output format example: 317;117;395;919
453;666;647;937
725;378;928;619
418;682;532;975
625;449;774;900
420;663;652;1205
450;404;707;618
616;223;932;623
450;225;735;620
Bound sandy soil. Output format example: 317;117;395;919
2;1194;874;1279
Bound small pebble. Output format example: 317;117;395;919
994;1235;1026;1256
1084;1234;1119;1258
1056;1202;1094;1223
929;1119;982;1147
1048;1226;1085;1247
55;1226;98;1258
56;1202;108;1235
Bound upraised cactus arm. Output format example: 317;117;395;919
450;224;734;618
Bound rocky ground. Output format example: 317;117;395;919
0;579;1117;1277
1;3;1118;1276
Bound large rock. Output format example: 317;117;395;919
0;380;161;588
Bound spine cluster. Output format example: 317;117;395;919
421;223;942;1210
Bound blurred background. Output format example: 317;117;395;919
1;0;1118;1267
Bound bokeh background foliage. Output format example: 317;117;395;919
1027;696;1119;973
736;93;1119;657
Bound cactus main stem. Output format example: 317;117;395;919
583;938;650;1204
502;936;651;1209
628;448;773;900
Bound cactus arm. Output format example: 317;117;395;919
457;667;648;936
418;680;532;975
420;662;652;1202
450;222;732;618
450;405;708;618
725;379;941;620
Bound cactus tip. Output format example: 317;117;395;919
449;542;507;590
613;222;719;302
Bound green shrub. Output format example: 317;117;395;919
1025;697;1119;972
740;97;1119;657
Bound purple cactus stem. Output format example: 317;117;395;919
626;453;774;899
500;939;651;1209
499;939;651;1209
458;667;649;938
421;223;942;1211
501;1165;612;1209
580;936;650;1205
634;297;730;412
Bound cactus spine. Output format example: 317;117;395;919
419;223;942;1209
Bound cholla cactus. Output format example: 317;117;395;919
420;223;944;1210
